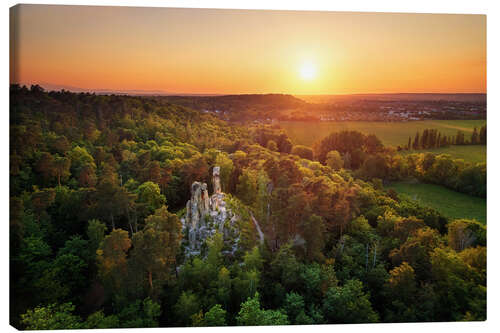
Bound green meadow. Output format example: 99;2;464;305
280;120;486;147
280;120;486;163
400;145;486;164
388;181;486;224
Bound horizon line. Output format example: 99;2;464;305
11;82;487;96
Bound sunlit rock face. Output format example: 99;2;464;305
181;166;240;258
212;166;221;194
185;182;210;229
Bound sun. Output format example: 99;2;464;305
299;62;317;80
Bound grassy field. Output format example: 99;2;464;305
279;120;486;163
400;145;486;164
388;181;486;224
280;120;486;147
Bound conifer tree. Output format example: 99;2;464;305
412;132;420;150
471;127;479;145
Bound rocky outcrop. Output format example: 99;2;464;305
212;166;221;194
181;166;241;258
184;181;211;251
185;182;210;230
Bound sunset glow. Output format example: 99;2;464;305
10;5;486;94
300;62;317;81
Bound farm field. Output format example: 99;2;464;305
400;145;486;164
388;181;486;224
279;120;486;147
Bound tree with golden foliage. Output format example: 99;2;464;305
96;229;131;292
130;206;182;297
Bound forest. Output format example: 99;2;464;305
10;85;486;329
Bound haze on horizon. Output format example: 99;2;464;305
10;5;486;95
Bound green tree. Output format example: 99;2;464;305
87;219;107;257
204;304;227;326
236;296;264;326
325;150;343;170
430;247;486;321
130;206;182;295
479;125;486;144
236;168;259;206
83;311;120;329
69;146;96;182
301;214;325;261
384;262;418;322
270;243;301;291
175;291;201;326
314;130;366;165
291;145;314;160
136;181;166;218
359;154;389;180
215;152;234;192
390;227;443;280
459;246;486;284
118;297;161;328
413;132;420;150
243;246;264;271
21;303;82;330
283;292;306;323
365;134;384;154
96;229;131;292
53;156;71;186
52;249;88;295
217;266;232;309
236;292;289;326
95;178;135;230
322;279;379;323
471;127;479;144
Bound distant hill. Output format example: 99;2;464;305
156;94;307;120
298;93;486;103
20;82;222;96
160;94;306;108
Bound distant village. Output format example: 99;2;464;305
162;94;486;122
315;99;486;121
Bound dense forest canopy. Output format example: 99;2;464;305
10;85;486;329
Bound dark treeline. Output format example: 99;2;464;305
159;94;307;122
405;126;486;151
10;86;486;329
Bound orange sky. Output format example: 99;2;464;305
10;5;486;94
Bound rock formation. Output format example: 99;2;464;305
181;165;265;259
212;166;221;194
210;166;227;215
181;166;239;258
184;181;211;250
185;182;210;225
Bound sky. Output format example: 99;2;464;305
10;5;486;95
